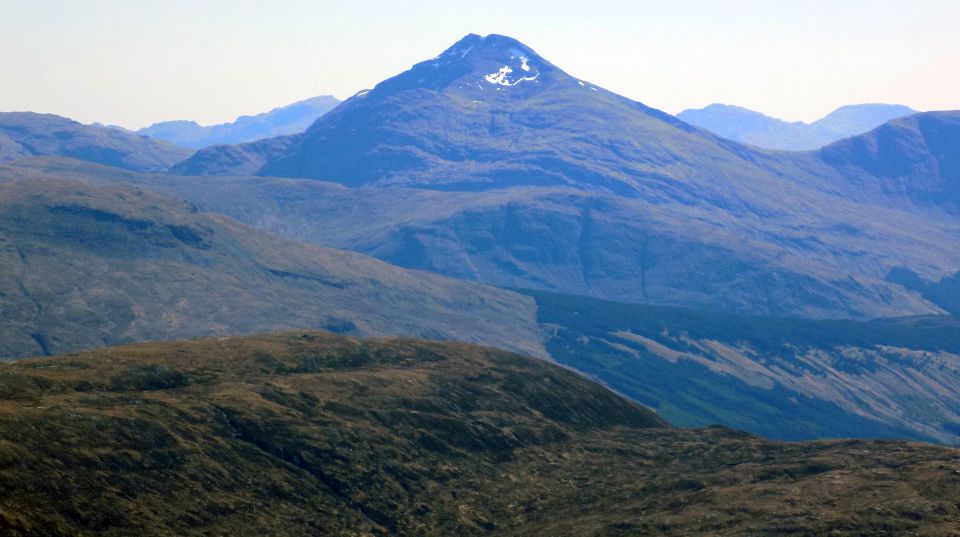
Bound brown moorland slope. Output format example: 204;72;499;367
0;331;957;536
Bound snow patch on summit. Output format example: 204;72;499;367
483;55;539;87
484;66;514;86
483;66;539;86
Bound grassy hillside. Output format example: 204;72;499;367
0;331;957;536
0;178;543;359
528;290;960;444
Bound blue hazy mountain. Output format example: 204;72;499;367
819;111;960;206
165;34;960;321
0;112;192;172
677;103;917;150
173;34;746;190
138;95;340;149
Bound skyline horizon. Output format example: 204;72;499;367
5;76;935;133
2;1;958;130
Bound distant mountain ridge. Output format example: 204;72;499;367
677;103;917;150
820;111;960;206
138;95;340;149
0;112;192;172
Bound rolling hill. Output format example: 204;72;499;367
0;178;543;360
138;95;340;149
0;112;192;172
0;331;957;536
677;103;917;150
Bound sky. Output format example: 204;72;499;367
1;0;958;130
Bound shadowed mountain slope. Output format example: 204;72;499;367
138;96;340;149
0;179;543;360
0;331;957;536
527;290;960;445
819;111;960;207
9;155;960;320
678;103;917;151
0;112;192;172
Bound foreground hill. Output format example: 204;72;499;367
0;112;192;172
137;96;340;149
677;103;917;150
163;34;960;319
0;332;957;536
0;179;542;359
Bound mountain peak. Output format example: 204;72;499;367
367;33;556;96
438;33;537;59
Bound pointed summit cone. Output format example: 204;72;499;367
238;33;729;192
367;33;562;97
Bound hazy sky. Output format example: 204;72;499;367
2;0;958;129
